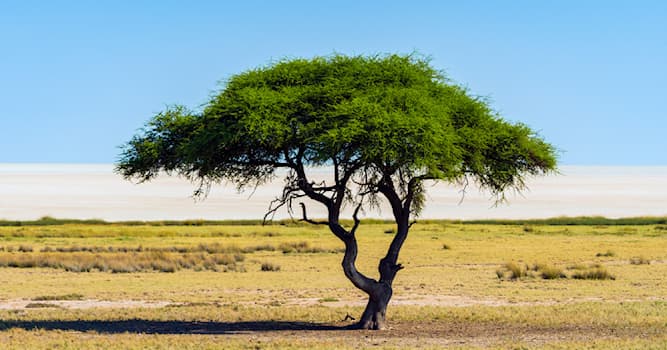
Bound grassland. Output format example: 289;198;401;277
0;220;666;349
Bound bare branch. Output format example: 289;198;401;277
299;202;329;226
457;176;470;206
350;202;363;236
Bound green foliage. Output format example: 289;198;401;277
117;53;556;215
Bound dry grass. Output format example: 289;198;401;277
572;266;616;280
0;222;665;348
279;241;344;254
260;261;281;271
23;302;62;309
32;293;84;301
502;261;528;280
596;250;616;257
0;251;246;273
629;256;651;265
532;263;567;280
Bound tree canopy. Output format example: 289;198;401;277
117;54;557;329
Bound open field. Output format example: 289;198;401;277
1;221;666;348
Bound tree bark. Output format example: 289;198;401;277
351;180;412;330
292;166;413;331
357;282;392;330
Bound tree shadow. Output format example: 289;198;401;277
0;319;348;334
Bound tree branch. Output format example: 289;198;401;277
350;202;363;236
299;202;329;225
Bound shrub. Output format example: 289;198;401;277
261;262;281;271
24;302;62;309
18;245;33;252
318;297;339;302
537;265;566;279
596;250;616;257
572;267;615;280
500;262;528;280
32;293;84;301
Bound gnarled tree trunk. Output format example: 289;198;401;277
295;167;414;331
357;281;392;330
337;216;409;330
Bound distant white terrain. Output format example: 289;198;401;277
0;164;666;221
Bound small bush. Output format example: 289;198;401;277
567;263;588;271
212;254;235;266
233;253;245;262
572;267;615;280
242;244;276;253
318;297;339;302
32;293;84;301
538;265;566;279
24;302;62;308
261;262;281;271
504;262;528;280
151;260;177;273
629;256;650;265
596;250;616;257
18;245;33;252
279;241;308;253
278;241;341;254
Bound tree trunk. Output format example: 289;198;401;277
357;282;392;330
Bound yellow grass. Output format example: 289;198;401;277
0;222;665;348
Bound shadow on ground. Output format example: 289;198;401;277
0;320;347;334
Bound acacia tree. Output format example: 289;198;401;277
117;54;557;330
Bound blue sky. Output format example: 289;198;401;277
1;1;665;165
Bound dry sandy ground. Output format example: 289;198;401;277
3;294;665;310
1;298;662;348
1;164;667;221
1;296;664;348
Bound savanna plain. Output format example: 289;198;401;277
0;218;666;349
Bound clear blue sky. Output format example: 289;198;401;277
1;1;665;165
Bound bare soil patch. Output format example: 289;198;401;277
0;318;658;348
